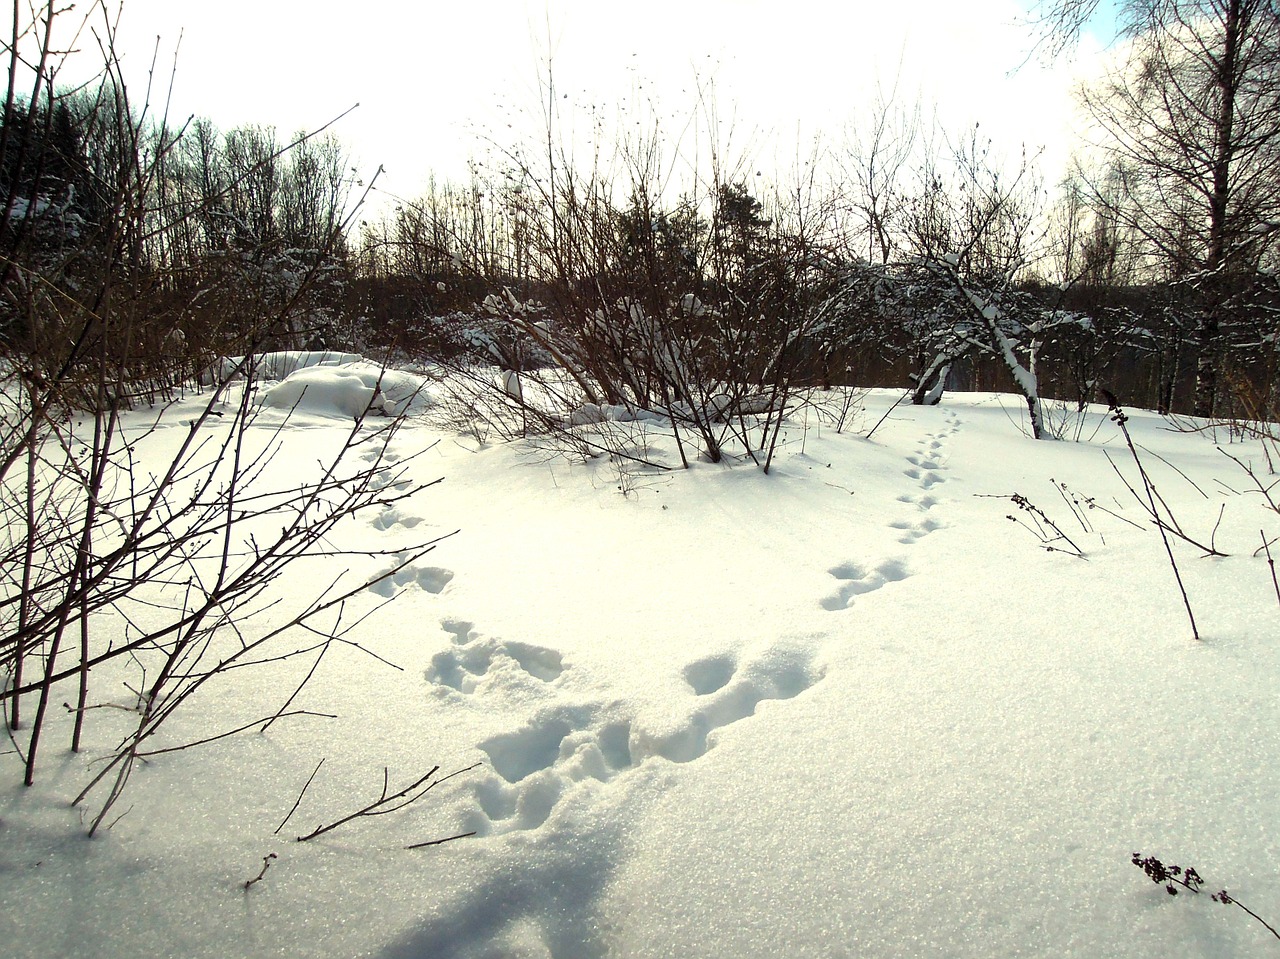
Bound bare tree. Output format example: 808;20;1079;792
837;88;920;266
1032;0;1280;416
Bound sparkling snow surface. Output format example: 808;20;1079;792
3;380;1278;959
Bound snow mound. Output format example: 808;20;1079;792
566;403;666;426
259;361;435;419
205;350;364;384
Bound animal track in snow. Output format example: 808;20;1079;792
426;635;564;694
896;493;940;510
481;714;578;784
441;619;477;645
889;516;944;544
470;705;631;832
369;563;453;598
902;466;945;488
464;646;822;835
640;647;824;765
821;559;910;611
905;454;942;471
891;421;954;535
358;445;403;466
368;474;414;494
370;506;425;531
683;655;735;696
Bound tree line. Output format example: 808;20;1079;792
2;77;355;405
4;1;1278;436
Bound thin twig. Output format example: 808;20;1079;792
1133;853;1280;942
260;641;329;734
1103;450;1226;556
135;710;336;759
1220;448;1280;514
1055;482;1087;533
296;763;481;842
405;831;477;850
1209;503;1225;556
865;388;912;441
276;758;325;836
1263;532;1280;609
977;491;1087;558
1138;443;1209;498
243;853;278;891
105;804;134;831
1216;890;1280;942
1103;393;1200;641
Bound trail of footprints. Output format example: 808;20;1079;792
370;506;424;531
896;411;959;523
359;440;447;594
369;562;453;598
435;628;824;836
821;411;960;611
364;419;963;832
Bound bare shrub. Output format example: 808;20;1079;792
1;3;447;834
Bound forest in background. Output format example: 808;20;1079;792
4;3;1279;447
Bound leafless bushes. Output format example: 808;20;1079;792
378;90;876;472
980;489;1091;558
380;91;1207;456
1;3;444;833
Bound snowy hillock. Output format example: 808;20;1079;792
258;359;437;419
194;350;439;419
205;349;364;384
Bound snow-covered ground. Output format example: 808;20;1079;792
3;372;1279;958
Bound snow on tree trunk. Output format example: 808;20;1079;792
911;361;950;406
499;369;523;402
922;365;950;406
963;287;1046;440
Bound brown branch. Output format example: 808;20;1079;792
296;763;481;843
405;831;477;851
1103;395;1201;640
1263;532;1280;609
276;758;325;836
243;853;277;891
260;641;329;734
135;710;335;759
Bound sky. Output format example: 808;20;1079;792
45;1;1117;216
